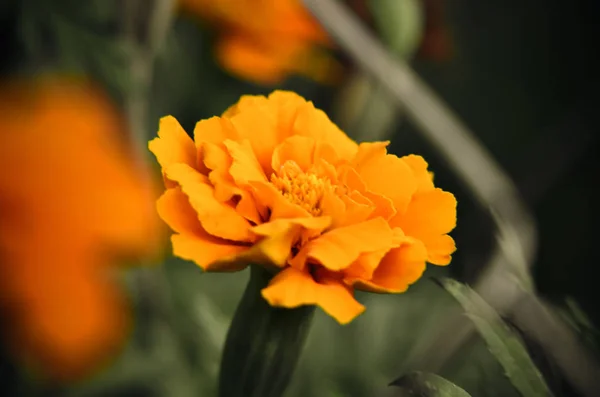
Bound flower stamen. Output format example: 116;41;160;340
270;160;331;216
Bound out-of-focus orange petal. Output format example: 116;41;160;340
10;254;128;381
351;238;428;293
295;217;396;271
261;267;365;324
165;163;254;242
0;77;159;380
179;0;333;84
216;35;291;85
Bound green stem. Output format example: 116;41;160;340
218;266;315;397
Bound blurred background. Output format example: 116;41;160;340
1;0;599;396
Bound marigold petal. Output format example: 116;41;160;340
353;142;417;215
402;154;434;193
202;141;231;173
252;216;331;238
228;101;280;174
393;188;457;239
293;101;358;162
320;175;378;228
267;90;309;132
202;142;236;202
249;216;331;267
272;135;316;172
363;191;396;220
223;139;267;184
156;184;247;271
313;142;340;166
228;221;310;269
261;267;365;324
352;141;390;166
424;234;456;266
337;193;375;227
245;227;299;268
165;163;254;242
223;94;270;118
149;116;196;170
250;180;311;220
236;191;264;225
351;238;427;293
197;144;261;223
339;164;396;220
172;234;248;272
267;90;308;109
343;248;390;281
156;187;203;236
319;190;346;227
338;164;366;191
298;217;396;271
179;226;300;273
194;115;237;146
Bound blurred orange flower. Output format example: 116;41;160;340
0;78;159;380
178;0;342;85
150;91;456;324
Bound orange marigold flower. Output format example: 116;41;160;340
149;91;456;324
178;0;342;85
0;78;160;380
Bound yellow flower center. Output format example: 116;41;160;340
270;160;331;216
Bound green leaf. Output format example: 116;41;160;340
439;278;553;397
390;371;472;397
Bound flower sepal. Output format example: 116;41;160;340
218;264;315;397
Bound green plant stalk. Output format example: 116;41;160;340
218;265;315;397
